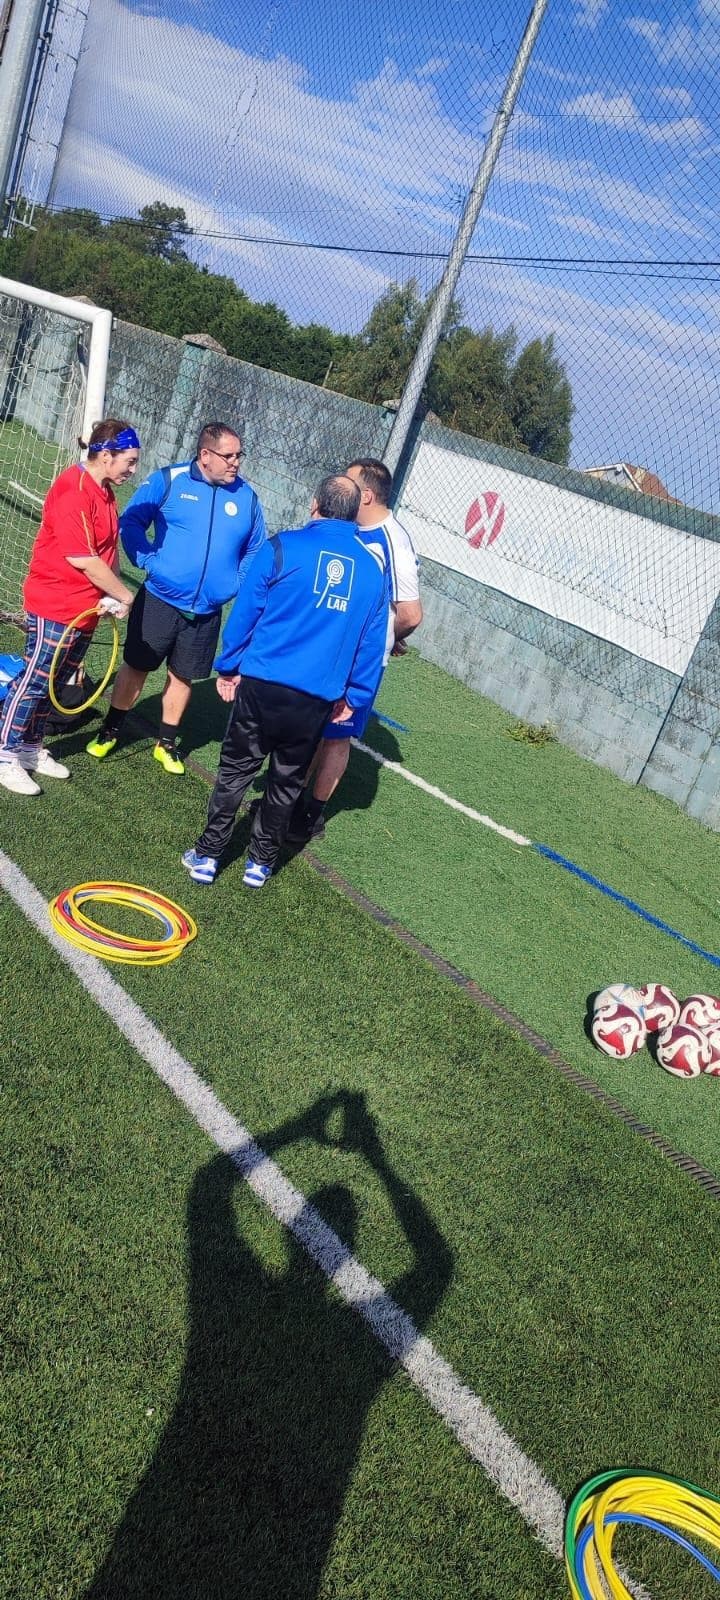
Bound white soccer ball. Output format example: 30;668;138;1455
591;1003;647;1060
678;993;720;1031
593;984;645;1019
656;1022;711;1078
702;1024;720;1075
637;983;680;1035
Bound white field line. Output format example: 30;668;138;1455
0;848;561;1558
353;740;531;846
1;848;652;1599
8;479;44;507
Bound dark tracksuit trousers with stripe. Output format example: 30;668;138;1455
196;675;332;867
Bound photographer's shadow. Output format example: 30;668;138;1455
84;1092;452;1600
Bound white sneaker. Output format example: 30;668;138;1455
0;758;41;795
23;748;70;780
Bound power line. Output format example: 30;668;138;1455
36;202;720;281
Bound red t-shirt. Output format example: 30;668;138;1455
23;464;119;630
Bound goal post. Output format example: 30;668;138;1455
0;275;112;620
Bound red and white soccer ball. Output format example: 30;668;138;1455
702;1024;720;1075
678;993;720;1031
591;1003;647;1060
637;983;680;1035
593;984;645;1018
656;1022;711;1078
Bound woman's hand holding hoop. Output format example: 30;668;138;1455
48;605;121;716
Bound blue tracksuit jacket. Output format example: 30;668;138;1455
216;519;389;708
120;459;266;615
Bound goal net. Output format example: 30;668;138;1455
0;276;111;621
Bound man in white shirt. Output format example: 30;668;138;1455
288;457;421;843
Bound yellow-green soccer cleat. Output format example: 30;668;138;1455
153;742;185;776
86;733;117;759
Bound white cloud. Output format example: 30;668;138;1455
498;143;710;243
53;129;392;330
551;211;626;246
42;0;720;510
563;92;637;125
654;86;694;111
562;91;706;146
627;7;720;67
573;0;609;28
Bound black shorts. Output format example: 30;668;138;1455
123;588;222;681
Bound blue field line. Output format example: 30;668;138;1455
534;842;720;968
372;710;410;733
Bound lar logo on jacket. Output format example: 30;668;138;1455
314;551;355;611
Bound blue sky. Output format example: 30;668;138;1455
37;0;720;509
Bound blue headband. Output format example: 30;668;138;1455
88;426;141;453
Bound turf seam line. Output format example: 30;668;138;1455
0;845;568;1566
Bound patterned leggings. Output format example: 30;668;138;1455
0;614;90;756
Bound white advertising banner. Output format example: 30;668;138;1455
398;442;720;675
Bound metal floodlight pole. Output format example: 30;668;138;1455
0;0;49;232
383;0;549;477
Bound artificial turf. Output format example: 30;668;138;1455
3;736;720;1598
30;619;720;1181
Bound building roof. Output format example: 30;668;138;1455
583;462;681;505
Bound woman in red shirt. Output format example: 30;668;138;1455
0;418;141;795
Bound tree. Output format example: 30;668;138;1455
2;207;573;461
106;202;193;262
427;324;519;445
507;334;573;465
333;280;425;404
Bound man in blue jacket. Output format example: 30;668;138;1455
87;421;266;774
182;473;388;889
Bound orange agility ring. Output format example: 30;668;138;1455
49;880;197;966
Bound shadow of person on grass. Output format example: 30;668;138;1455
184;708;404;880
84;1091;452;1600
318;716;402;834
141;673;230;759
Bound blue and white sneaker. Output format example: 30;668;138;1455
181;848;218;884
243;858;272;889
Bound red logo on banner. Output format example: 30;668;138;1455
465;492;506;547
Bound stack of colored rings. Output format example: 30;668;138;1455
565;1469;720;1598
49;881;197;966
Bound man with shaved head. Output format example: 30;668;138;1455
183;473;388;889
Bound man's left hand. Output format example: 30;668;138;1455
330;697;354;723
216;674;240;702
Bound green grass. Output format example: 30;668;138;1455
6;514;720;1597
3;732;720;1597
46;625;720;1180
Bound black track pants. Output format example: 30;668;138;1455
196;675;333;866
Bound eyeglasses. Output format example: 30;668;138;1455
205;446;243;462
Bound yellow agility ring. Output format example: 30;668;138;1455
565;1469;720;1598
49;881;197;966
48;606;119;716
